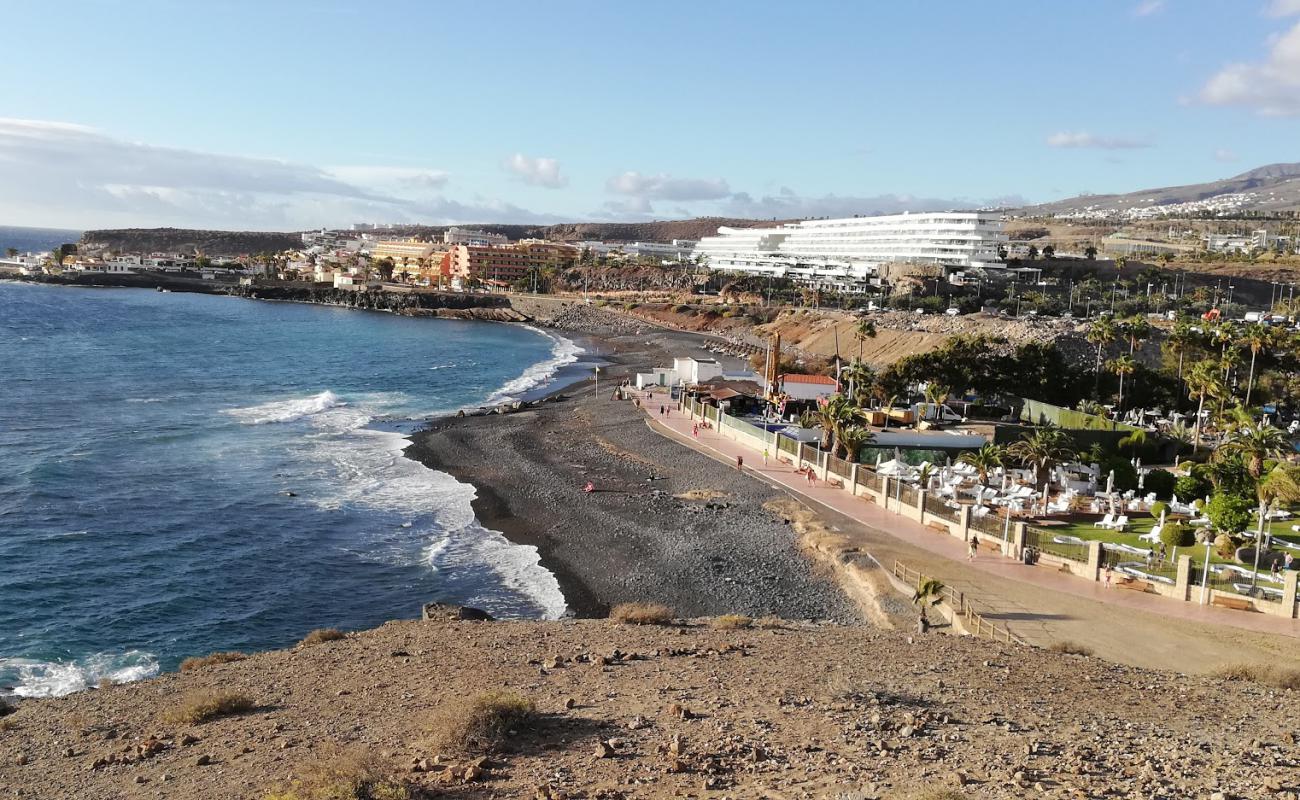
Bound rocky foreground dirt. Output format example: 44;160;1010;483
2;619;1297;800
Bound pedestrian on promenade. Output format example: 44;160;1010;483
1286;552;1294;571
805;466;815;486
968;537;978;561
1104;565;1113;588
762;448;769;466
692;424;699;438
736;455;743;471
659;405;665;416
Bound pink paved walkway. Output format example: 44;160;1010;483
640;400;1300;640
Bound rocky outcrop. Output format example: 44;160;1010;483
79;228;301;256
227;285;511;314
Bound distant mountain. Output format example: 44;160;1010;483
1017;163;1300;219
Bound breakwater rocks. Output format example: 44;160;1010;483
227;285;512;314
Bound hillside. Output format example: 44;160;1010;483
77;218;771;257
1018;163;1300;219
79;228;303;256
2;617;1294;799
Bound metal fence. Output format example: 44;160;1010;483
896;481;919;509
972;512;1007;538
1026;526;1088;564
726;414;767;441
827;454;852;480
924;494;961;523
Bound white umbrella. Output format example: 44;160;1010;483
1106;470;1115;496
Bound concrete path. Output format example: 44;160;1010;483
636;399;1300;671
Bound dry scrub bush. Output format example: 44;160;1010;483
0;717;17;732
264;747;413;800
431;691;536;754
299;628;346;646
163;690;255;724
180;652;248;672
1211;663;1300;690
713;614;753;630
1047;641;1094;657
610;602;674;625
755;616;785;630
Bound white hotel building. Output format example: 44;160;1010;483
694;211;1007;291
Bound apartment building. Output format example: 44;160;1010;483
443;227;509;247
695;211;1006;292
449;240;579;287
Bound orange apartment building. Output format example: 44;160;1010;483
450;240;579;287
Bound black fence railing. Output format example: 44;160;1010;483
1027;526;1088;563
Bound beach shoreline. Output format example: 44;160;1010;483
402;307;860;623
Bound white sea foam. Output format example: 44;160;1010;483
225;390;344;425
223;388;568;619
484;326;582;405
0;651;159;698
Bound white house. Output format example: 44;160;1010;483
777;373;838;402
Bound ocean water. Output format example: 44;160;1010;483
0;282;582;698
0;225;82;255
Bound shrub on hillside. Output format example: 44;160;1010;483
1211;663;1300;690
610;602;674;625
180;652;247;672
1047;641;1094;657
712;614;753;629
163;690;255;724
430;691;536;754
263;747;413;800
299;629;346;646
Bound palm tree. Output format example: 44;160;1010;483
1240;322;1273;407
1218;421;1295;589
814;394;859;455
854;318;877;362
1007;428;1076;491
1217;415;1289;481
912;577;946;632
841;359;875;408
1087;317;1118;395
4;247;16;259
959;443;1004;485
838;425;876;463
1124;315;1152;355
1107;355;1137;411
1164;320;1197;397
1185;360;1226;452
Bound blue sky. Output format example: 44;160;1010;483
2;0;1299;230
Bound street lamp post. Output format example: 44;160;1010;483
1200;542;1212;605
594;366;600;398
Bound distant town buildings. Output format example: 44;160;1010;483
695;211;1007;292
443;227;508;247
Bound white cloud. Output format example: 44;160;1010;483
503;153;567;188
1198;20;1300;115
1266;0;1300;17
1213;147;1239;162
1133;0;1165;16
327;165;450;191
1046;131;1153;149
0;118;563;229
606;171;731;201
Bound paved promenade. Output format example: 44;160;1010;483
637;399;1300;661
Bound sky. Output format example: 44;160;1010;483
2;0;1299;231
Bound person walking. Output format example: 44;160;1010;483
1103;565;1113;589
692;424;699;438
968;537;978;561
735;455;743;471
762;448;769;466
